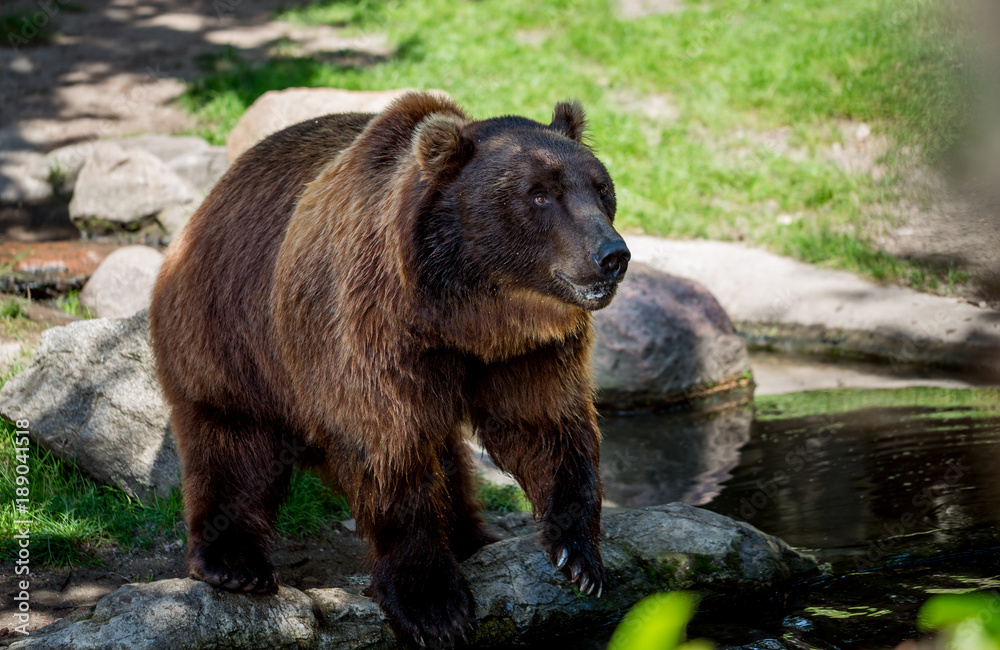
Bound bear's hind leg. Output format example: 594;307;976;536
443;430;499;561
351;454;476;647
172;403;293;594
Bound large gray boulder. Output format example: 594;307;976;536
592;263;752;410
68;143;200;238
8;504;816;650
80;246;164;318
0;310;177;499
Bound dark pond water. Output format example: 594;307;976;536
542;387;1000;649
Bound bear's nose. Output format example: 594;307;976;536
595;239;630;278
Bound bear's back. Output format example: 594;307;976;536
150;112;375;416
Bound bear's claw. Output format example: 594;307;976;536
547;541;607;598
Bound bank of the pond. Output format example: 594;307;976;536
629;236;1000;380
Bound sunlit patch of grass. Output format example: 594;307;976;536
275;469;352;537
476;476;530;513
181;0;970;293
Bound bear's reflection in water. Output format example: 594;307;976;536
599;406;752;509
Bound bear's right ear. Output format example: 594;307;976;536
413;114;474;178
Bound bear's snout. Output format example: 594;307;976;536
595;238;630;280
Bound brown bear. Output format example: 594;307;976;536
149;92;629;647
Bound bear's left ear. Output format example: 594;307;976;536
549;100;587;143
413;113;474;177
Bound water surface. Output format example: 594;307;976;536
583;387;1000;649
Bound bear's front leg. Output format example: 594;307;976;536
538;430;607;597
469;334;607;598
477;413;607;597
349;454;477;648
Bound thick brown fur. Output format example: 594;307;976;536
149;92;628;647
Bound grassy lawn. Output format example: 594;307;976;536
181;0;971;293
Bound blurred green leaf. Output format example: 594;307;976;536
918;592;1000;650
607;592;713;650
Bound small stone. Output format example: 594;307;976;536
10;55;34;75
855;122;872;142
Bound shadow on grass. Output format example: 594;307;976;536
180;33;423;144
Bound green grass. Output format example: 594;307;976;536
53;289;94;319
476;476;531;513
1;296;26;320
0;411;356;566
275;470;352;537
1;412;185;566
0;350;353;565
0;295;41;342
755;386;1000;422
182;0;972;294
1;10;56;48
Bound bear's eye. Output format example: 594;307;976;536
533;194;549;206
598;184;610;196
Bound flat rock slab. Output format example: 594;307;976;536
628;236;1000;377
0;240;123;298
8;504;816;650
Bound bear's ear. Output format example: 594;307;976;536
413;113;473;177
549;100;587;143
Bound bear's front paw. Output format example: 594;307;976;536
547;538;607;597
188;543;279;594
372;556;476;648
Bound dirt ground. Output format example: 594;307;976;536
0;0;389;149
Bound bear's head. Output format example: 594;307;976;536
413;101;630;312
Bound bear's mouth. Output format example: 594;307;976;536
554;272;619;309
